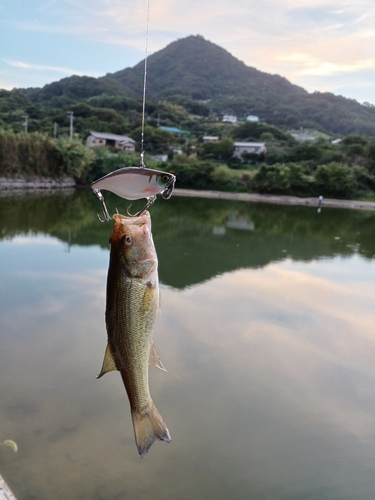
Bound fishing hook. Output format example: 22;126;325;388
93;188;111;223
127;195;157;217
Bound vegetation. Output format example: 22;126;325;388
3;35;375;137
1;35;375;200
2;121;375;200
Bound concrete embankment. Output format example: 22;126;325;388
0;176;75;190
173;188;375;212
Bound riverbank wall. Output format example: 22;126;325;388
0;176;75;190
173;188;375;211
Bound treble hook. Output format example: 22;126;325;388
127;195;157;217
93;188;111;223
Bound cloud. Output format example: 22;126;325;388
279;53;375;77
4;59;101;77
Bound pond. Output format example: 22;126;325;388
1;189;375;500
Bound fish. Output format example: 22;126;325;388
91;167;176;201
97;211;171;458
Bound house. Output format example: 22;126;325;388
222;114;237;124
202;136;219;143
233;142;267;160
86;131;136;152
150;154;168;162
288;129;316;143
246;115;259;122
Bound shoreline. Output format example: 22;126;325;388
0;176;75;190
173;188;375;211
1;177;375;211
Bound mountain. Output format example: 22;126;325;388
104;35;375;135
21;75;134;104
107;35;302;101
11;35;375;135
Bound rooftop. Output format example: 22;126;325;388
89;131;135;143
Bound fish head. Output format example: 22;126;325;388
140;171;176;198
110;212;157;277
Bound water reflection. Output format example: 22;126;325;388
1;190;375;288
1;190;375;499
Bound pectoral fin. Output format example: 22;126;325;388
149;344;167;372
97;344;118;378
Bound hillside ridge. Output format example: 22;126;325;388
5;35;375;136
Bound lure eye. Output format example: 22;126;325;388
161;174;170;183
122;235;132;246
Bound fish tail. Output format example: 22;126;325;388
132;403;171;458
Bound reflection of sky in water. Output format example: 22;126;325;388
1;233;375;499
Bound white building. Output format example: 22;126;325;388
288;129;316;143
86;132;136;152
202;136;219;143
222;114;237;124
233;142;267;160
246;115;259;122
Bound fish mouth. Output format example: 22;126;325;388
161;176;176;200
113;211;150;227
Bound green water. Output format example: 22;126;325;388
1;189;375;499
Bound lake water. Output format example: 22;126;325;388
1;189;375;500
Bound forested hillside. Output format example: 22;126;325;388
2;35;375;137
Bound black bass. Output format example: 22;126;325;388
91;167;176;201
97;211;171;458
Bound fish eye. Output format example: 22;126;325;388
122;235;132;246
161;174;170;183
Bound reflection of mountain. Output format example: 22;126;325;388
1;190;375;289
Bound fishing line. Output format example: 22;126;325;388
140;0;151;167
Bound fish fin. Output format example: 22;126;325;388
97;344;118;379
132;402;171;458
149;343;167;372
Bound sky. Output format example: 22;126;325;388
1;0;375;105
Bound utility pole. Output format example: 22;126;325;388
53;122;58;139
22;115;28;133
67;111;74;139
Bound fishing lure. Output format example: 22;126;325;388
91;167;176;201
92;166;176;222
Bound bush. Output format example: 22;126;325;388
0;130;64;177
55;137;94;182
210;165;244;192
314;162;357;199
252;163;310;196
201;139;234;160
168;158;217;190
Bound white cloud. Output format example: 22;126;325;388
4;60;101;77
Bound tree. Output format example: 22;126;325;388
201;139;233;160
314;162;357;199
